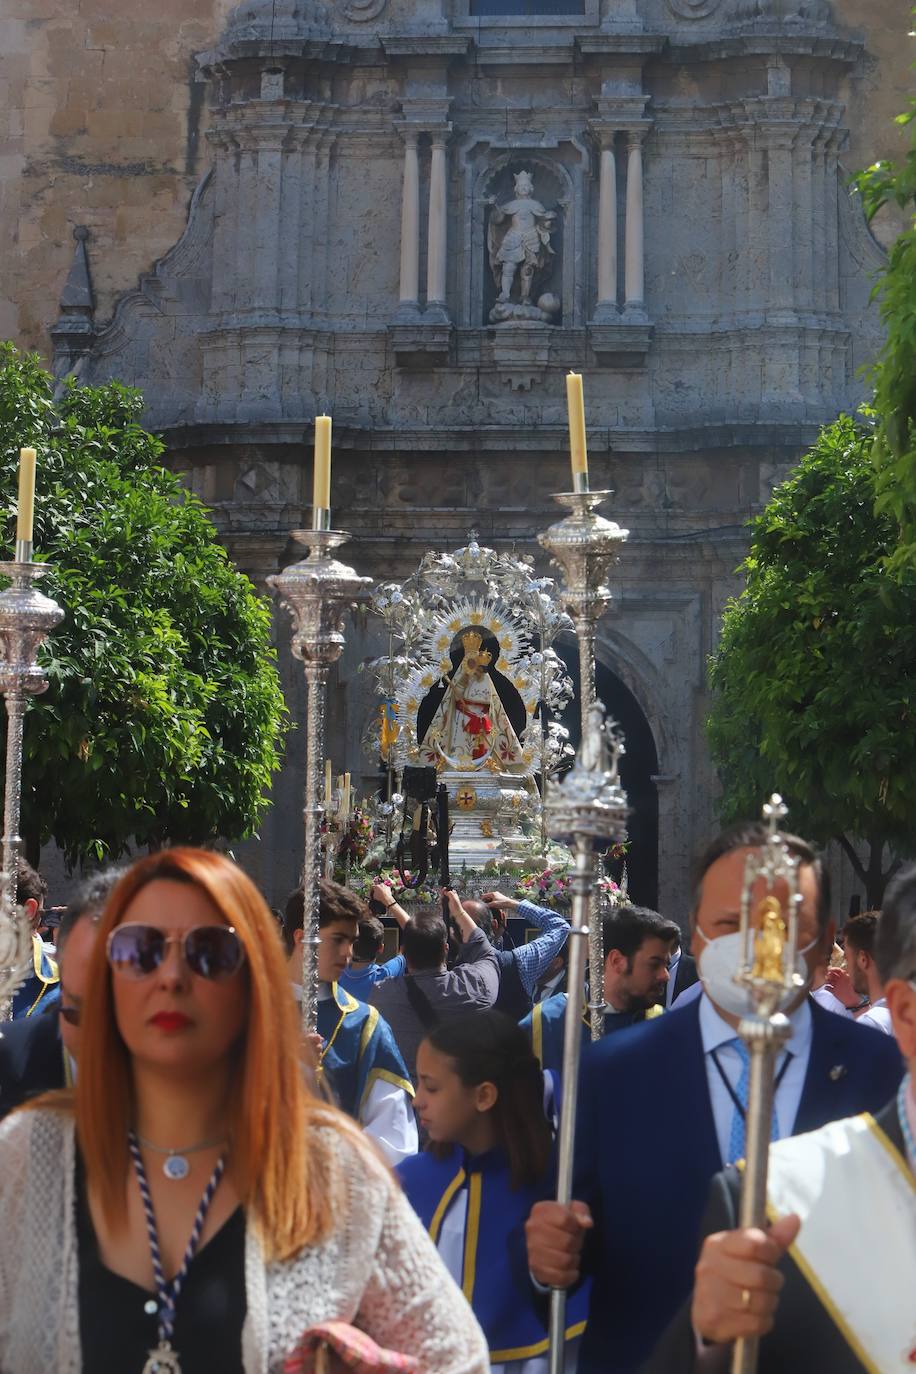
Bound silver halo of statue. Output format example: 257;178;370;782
362;533;578;894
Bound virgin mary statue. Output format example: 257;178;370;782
416;629;528;773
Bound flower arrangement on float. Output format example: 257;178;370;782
344;833;629;916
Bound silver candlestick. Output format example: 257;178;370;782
0;555;64;1021
268;523;372;1036
546;703;627;1374
731;794;804;1374
539;490;628;1040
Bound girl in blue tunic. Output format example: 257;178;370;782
397;1009;586;1374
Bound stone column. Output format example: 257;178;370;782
398;128;421;316
766;130;796;317
596;132;618;311
426;130;449;320
824;128;842;315
624;130;646;313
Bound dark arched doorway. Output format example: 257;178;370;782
555;642;660;909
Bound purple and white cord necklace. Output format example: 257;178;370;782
128;1130;226;1374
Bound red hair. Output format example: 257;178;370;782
74;847;348;1259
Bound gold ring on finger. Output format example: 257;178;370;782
741;1288;751;1311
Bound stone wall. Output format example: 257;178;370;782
2;0;909;353
0;0;236;347
1;0;912;919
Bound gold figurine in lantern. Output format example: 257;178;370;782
750;896;789;984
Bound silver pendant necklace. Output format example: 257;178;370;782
136;1133;227;1182
128;1131;226;1374
142;1341;183;1374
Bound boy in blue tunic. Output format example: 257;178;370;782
282;879;417;1166
337;914;406;999
520;905;677;1072
12;859;60;1020
399;1009;589;1373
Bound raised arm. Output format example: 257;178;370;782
483;891;570;999
444;888;479;944
371;881;410;931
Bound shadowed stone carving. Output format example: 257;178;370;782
732;0;832;17
669;0;832;17
667;0;720;15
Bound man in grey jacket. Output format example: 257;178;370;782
369;889;500;1082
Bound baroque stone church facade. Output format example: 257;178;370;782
2;0;907;916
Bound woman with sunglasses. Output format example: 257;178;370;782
0;847;488;1374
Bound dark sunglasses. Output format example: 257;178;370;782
106;924;246;981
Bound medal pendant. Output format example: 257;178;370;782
163;1154;190;1181
142;1340;182;1374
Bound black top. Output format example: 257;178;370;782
76;1162;247;1373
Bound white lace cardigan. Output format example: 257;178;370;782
0;1108;490;1374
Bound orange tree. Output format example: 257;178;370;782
0;343;287;865
707;415;915;907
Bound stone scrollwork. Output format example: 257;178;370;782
667;0;720;16
340;0;386;19
730;0;832;17
669;0;832;17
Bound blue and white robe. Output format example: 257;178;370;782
12;936;60;1021
317;981;417;1165
398;1143;588;1373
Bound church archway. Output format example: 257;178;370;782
554;643;660;909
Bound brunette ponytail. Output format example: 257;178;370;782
425;1009;552;1189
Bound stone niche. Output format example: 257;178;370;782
482;161;566;326
459;141;589;331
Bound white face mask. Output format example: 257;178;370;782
696;926;818;1018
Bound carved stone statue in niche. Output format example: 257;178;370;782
485;170;560;325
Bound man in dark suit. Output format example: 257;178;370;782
0;867;122;1117
644;865;916;1373
525;822;904;1374
521;905;681;1073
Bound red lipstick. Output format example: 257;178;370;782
150;1011;192;1031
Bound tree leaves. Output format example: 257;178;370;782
707;415;916;904
851;75;916;575
0;343;288;866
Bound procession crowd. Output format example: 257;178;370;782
0;820;913;1374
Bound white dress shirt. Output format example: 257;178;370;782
672;978;702;1010
699;992;813;1167
665;951;681;1008
533;965;566;1005
857;997;893;1035
810;984;853;1018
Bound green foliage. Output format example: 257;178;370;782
707;416;916;903
0;343;288;865
852;77;916;573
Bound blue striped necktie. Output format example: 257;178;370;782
727;1038;790;1163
